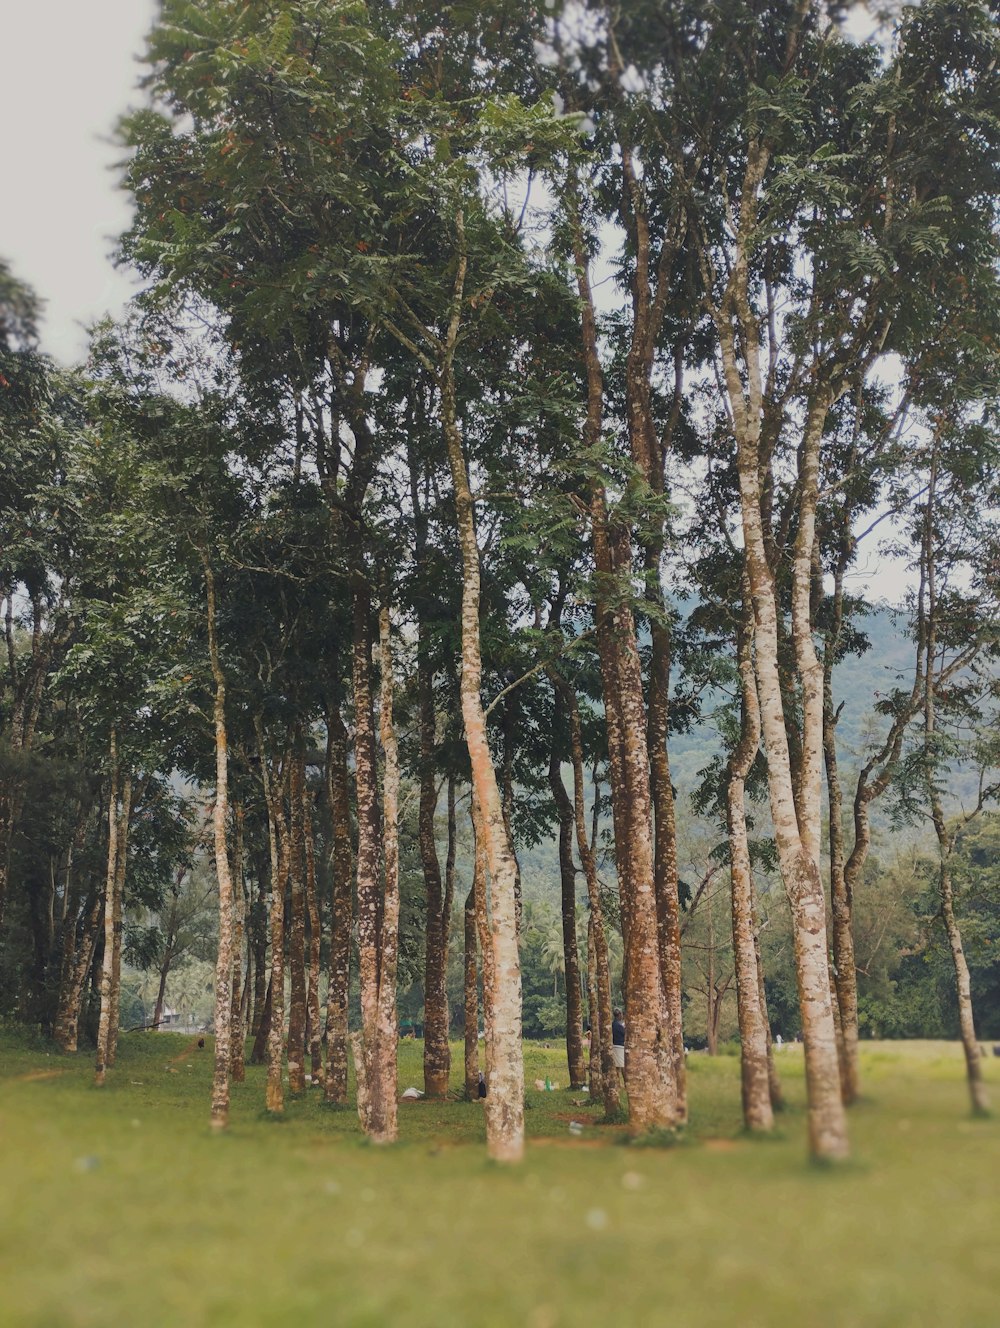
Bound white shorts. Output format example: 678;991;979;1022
612;1045;625;1070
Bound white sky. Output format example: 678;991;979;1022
2;0;156;364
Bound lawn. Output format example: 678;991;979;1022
0;1033;997;1327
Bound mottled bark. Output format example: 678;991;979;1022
728;595;774;1131
921;454;989;1117
463;880;480;1102
565;683;620;1120
95;738;120;1087
54;892;101;1053
711;137;848;1161
352;585;387;1137
440;216;523;1161
370;603;401;1141
546;695;586;1089
470;795;497;1097
417;635;450;1099
647;608;686;1122
205;560;236;1131
286;742;307;1096
250;975;272;1066
500;713;523;938
585;916;601;1099
354;605;401;1143
105;774;132;1071
230;802;246;1084
256;719;288;1115
567;182;675;1132
940;864;989;1115
304;780;323;1085
324;705;353;1104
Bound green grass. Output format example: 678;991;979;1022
1;1033;998;1327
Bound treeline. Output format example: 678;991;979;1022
2;0;999;1161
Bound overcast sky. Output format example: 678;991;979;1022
2;0;156;364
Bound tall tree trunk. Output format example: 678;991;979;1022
564;683;620;1120
471;794;498;1099
708;138;847;1159
647;565;687;1123
731;405;848;1160
250;975;272;1066
352;584;388;1137
440;214;523;1161
54;892;101;1053
250;870;268;1042
369;602;401;1142
286;740;308;1096
204;560;236;1130
105;774;132;1070
230;801;246;1084
95;737;120;1087
921;450;989;1116
546;697;586;1090
304;778;323;1086
567;182;674;1132
256;719;288;1114
463;879;480;1102
728;594;774;1131
823;550;861;1105
417;643;450;1099
324;704;353;1105
585;916;602;1099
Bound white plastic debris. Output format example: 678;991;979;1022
401;1086;424;1099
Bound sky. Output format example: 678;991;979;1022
2;0;157;364
1;0;911;603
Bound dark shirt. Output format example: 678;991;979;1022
612;1019;625;1047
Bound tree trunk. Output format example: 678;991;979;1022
564;682;620;1120
105;774;132;1070
250;975;272;1066
370;602;401;1141
714;236;847;1159
921;453;989;1117
256;719;288;1114
205;559;236;1131
940;864;989;1115
418;641;450;1099
95;737;120;1087
54;892;101;1053
647;572;687;1123
153;943;173;1033
304;778;323;1086
352;584;389;1139
546;698;586;1090
250;872;268;1042
230;801;246;1084
728;592;774;1131
586;916;601;1100
324;704;353;1105
286;740;308;1095
463;880;480;1102
440;216;523;1161
566;182;674;1133
823;557;861;1105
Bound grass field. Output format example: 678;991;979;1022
1;1032;997;1327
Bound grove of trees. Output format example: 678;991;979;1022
2;0;999;1163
